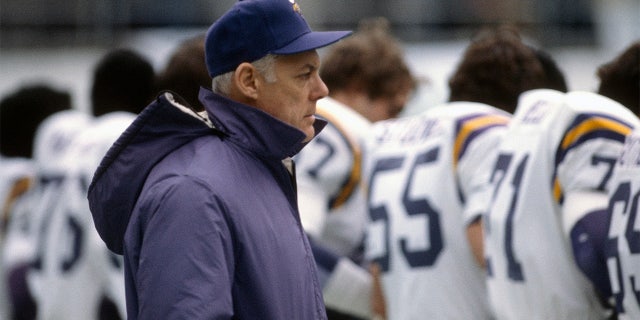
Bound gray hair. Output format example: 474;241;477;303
211;54;278;96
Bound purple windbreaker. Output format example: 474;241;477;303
88;88;328;319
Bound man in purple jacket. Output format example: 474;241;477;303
87;0;351;319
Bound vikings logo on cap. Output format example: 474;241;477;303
289;0;301;13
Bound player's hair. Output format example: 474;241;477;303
155;34;211;111
597;41;640;116
0;84;71;158
448;25;559;114
320;17;416;101
531;46;568;93
91;48;155;117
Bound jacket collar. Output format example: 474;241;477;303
199;88;326;159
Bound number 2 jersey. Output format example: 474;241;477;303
484;89;639;319
607;128;640;319
295;97;371;257
364;101;510;319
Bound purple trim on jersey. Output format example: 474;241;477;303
454;113;508;165
454;113;509;204
555;113;632;163
551;113;632;203
314;108;362;210
327;125;359;210
457;184;466;204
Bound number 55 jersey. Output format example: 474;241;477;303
363;101;510;319
484;89;639;319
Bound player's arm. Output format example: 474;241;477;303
296;179;329;238
562;191;613;304
466;216;486;268
457;116;509;269
309;237;373;319
295;123;356;238
369;262;386;320
557;113;634;306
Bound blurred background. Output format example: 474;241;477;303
1;0;639;115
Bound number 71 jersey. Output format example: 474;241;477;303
364;101;509;319
484;89;639;319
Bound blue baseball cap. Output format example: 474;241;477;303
205;0;352;78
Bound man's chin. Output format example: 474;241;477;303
302;133;314;143
301;126;316;142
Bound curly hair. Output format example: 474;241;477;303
597;41;640;115
448;26;558;114
320;17;416;101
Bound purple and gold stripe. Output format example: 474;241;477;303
316;108;363;210
552;113;634;202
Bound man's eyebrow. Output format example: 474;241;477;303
301;63;318;72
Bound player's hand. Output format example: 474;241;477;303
369;263;386;320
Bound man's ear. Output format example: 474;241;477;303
233;62;259;100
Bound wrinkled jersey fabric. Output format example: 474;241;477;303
363;102;509;320
606;128;640;319
294;97;371;257
485;89;639;320
27;111;131;320
88;88;328;320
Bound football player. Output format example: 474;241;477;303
293;18;416;319
602;41;640;319
484;41;640;320
362;26;567;319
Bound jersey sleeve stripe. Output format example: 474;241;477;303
552;114;633;203
559;114;632;151
315;108;363;210
453;114;509;167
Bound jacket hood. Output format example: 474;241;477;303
88;92;214;254
88;89;326;254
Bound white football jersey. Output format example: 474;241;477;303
364;102;509;319
2;110;92;319
484;89;639;319
295;97;371;257
3;110;91;272
607;128;640;319
25;112;132;320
